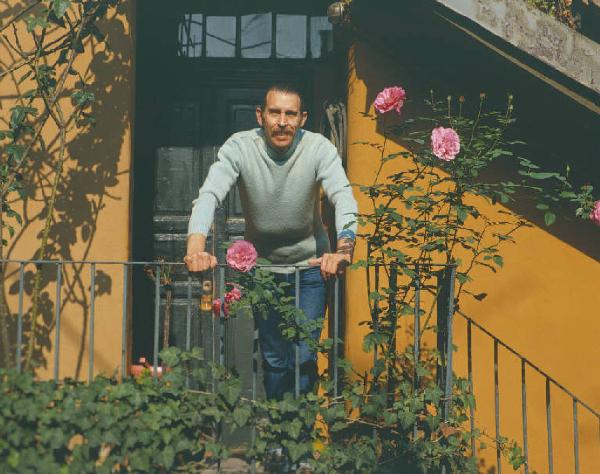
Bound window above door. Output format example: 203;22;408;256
177;13;334;60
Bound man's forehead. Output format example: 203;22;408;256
265;90;301;109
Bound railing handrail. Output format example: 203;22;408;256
456;309;600;419
0;258;457;267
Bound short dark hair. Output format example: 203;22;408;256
261;83;305;111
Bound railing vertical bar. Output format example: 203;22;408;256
251;305;259;474
53;262;62;382
186;275;192;389
88;263;96;382
186;276;192;352
16;262;24;373
333;277;339;398
185;275;192;351
494;339;501;474
573;398;580;474
437;265;456;474
467;319;475;456
373;262;380;370
443;265;456;418
121;264;128;379
413;265;421;441
546;378;554;474
153;264;161;377
521;359;529;474
218;267;225;368
294;267;300;399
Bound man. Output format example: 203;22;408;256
184;84;358;399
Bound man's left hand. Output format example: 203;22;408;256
308;253;351;280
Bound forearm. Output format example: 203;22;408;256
336;237;355;261
187;233;207;255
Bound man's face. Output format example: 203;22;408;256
256;90;308;153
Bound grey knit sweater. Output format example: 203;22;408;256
188;128;358;267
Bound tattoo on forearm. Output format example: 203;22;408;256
336;238;355;257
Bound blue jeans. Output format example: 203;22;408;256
256;266;326;400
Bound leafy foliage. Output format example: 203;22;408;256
0;345;531;473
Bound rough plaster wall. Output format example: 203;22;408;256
439;0;600;94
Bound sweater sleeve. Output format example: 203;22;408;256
316;140;358;238
187;138;242;236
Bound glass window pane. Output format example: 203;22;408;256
276;15;307;59
178;13;203;58
241;13;272;58
310;16;333;58
206;16;236;58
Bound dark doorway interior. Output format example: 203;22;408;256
132;1;343;365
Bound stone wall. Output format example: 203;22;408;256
438;0;600;95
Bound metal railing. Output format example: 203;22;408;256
455;310;600;474
2;258;599;472
2;259;343;397
371;261;600;474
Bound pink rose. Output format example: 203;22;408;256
212;297;231;318
373;86;406;114
212;298;222;316
225;286;242;303
226;240;258;272
431;126;461;161
590;200;600;226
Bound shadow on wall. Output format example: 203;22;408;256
348;0;600;263
0;3;131;375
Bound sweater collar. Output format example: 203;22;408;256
259;128;304;161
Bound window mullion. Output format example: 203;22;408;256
201;14;207;58
271;13;277;59
235;15;242;58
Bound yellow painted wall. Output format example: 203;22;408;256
345;41;600;473
1;2;134;379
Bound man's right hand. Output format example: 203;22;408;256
184;233;217;272
184;251;217;272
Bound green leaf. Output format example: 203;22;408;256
232;406;251;428
71;91;95;106
7;451;19;467
287;419;303;440
161;445;175;469
53;0;71;18
217;379;242;406
544;212;556;226
398;410;417;429
25;15;49;32
528;172;557;180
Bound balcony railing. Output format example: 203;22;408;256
1;259;599;472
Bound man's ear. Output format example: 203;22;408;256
300;110;308;128
255;106;264;127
